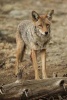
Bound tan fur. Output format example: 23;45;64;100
15;10;54;79
31;50;40;79
41;49;47;79
15;30;25;75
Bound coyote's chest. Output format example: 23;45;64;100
18;20;51;50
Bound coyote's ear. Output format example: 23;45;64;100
32;11;39;21
47;10;54;20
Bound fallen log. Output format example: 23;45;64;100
0;77;67;100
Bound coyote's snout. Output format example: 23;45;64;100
15;10;54;79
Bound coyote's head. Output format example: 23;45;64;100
32;10;54;35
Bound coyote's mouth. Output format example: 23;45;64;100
39;29;49;36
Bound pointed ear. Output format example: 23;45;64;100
47;10;54;20
32;11;40;21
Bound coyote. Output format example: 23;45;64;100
15;10;54;79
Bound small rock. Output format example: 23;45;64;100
9;10;29;18
0;43;5;49
2;5;13;13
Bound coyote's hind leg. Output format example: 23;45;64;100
15;31;25;76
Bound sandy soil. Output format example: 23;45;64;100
0;0;67;85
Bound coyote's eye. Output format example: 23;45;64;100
38;24;43;27
46;24;49;27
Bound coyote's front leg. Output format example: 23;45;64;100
31;49;40;80
41;49;47;79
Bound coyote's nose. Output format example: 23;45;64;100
45;32;48;35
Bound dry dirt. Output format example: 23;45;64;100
0;0;67;85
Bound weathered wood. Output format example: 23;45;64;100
0;77;67;100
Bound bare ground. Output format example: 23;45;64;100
0;0;67;85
